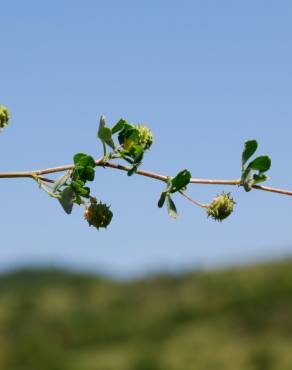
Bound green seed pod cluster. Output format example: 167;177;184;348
135;124;153;150
84;198;113;229
119;124;153;151
0;105;10;129
207;192;235;222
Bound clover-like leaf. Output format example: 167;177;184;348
76;186;90;197
59;186;75;214
166;195;178;218
112;119;127;134
74;153;88;165
83;166;95;181
98;127;115;149
242;140;258;168
169;169;192;193
72;153;96;182
98;115;115;149
240;139;271;192
78;154;95;168
158;192;167;208
248;156;271;173
98;127;112;141
253;173;268;185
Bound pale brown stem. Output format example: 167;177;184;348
179;191;209;209
190;178;241;185
252;184;292;196
0;159;291;197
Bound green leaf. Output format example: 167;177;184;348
71;181;84;194
52;172;71;193
169;169;192;193
83;167;95;181
98;127;115;149
79;155;95;168
158;192;167;208
74;153;87;165
58;187;75;214
121;144;144;176
112;119;127;134
74;153;95;168
98;116;115;149
242;140;258;167
98;114;106;131
248;156;271;172
72;165;95;185
71;179;85;189
98;126;112;141
253;173;268;184
76;186;90;197
72;153;96;183
118;125;139;147
128;144;144;161
166;195;178;218
71;179;91;197
128;128;140;141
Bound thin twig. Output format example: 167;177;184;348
38;176;54;183
253;184;292;196
0;158;104;179
0;159;292;197
103;162;168;182
190;178;241;185
179;191;209;209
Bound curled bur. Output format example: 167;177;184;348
84;197;113;230
0;106;10;130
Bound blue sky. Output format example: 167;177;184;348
1;1;292;278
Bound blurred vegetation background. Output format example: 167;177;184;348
0;260;292;370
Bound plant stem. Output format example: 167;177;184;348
0;158;292;197
179;191;209;209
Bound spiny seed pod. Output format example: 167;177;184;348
207;192;235;222
119;124;153;151
135;124;153;150
84;198;113;230
0;106;10;129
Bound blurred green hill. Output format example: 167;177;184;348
0;260;292;370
